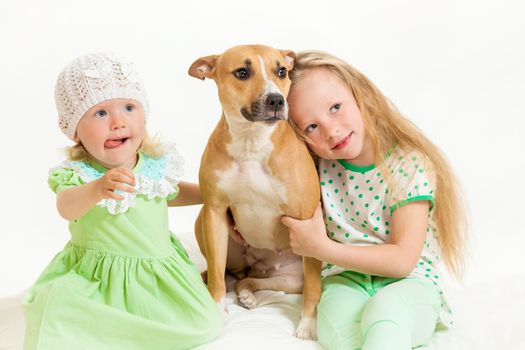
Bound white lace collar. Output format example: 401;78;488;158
54;144;184;215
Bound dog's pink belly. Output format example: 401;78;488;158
245;246;303;278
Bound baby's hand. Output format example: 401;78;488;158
94;167;135;201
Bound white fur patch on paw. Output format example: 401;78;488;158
238;289;257;309
294;315;317;340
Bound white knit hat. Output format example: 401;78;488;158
55;53;149;140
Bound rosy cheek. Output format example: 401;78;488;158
309;139;323;152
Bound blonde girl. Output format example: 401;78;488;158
23;53;222;350
281;50;467;350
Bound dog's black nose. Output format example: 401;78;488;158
265;93;285;110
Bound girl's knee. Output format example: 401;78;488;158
317;286;368;350
317;306;340;350
360;289;412;349
361;288;409;330
362;320;410;350
317;307;362;350
318;283;368;321
360;281;440;349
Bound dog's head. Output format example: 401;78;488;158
189;45;296;124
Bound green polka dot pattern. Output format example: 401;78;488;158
318;146;452;327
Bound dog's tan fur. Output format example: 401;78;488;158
189;45;321;339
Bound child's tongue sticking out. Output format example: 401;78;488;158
105;138;124;148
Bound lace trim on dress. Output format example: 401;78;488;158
50;144;184;215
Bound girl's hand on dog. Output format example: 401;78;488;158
281;202;330;259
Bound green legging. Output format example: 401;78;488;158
317;271;441;350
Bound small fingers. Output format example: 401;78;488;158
97;168;136;200
109;181;134;193
108;167;135;185
104;189;125;201
112;173;135;187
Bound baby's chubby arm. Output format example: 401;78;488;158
56;167;135;221
167;181;203;207
282;201;429;278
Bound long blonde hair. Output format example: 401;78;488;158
66;132;164;161
288;50;468;279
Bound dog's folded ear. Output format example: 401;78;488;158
280;50;297;70
189;55;218;80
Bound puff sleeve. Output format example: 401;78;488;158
48;167;85;194
388;150;436;213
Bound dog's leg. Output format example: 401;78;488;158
295;256;322;340
235;275;303;309
196;208;248;285
194;208;208;283
202;204;230;311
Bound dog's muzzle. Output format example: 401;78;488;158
241;93;288;124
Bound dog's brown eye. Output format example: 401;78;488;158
277;67;287;79
234;68;250;80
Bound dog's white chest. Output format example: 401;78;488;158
216;122;289;249
219;159;285;203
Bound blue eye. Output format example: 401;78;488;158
305;124;318;133
125;104;134;112
95;110;107;118
330;103;341;113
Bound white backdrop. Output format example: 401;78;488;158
1;0;524;297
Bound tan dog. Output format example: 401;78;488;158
189;45;321;339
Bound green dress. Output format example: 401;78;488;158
22;145;222;350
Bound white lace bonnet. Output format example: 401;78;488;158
54;53;150;140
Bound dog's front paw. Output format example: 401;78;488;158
294;315;317;340
238;289;257;309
